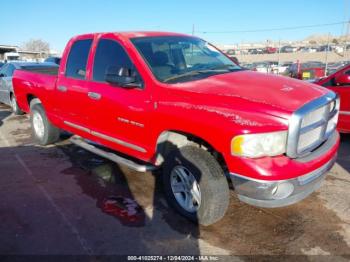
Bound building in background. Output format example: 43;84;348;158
0;44;54;62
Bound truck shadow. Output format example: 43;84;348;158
56;138;202;255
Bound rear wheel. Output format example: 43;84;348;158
30;103;60;145
10;95;23;115
163;145;230;226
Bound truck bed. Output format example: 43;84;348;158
13;67;59;114
19;65;59;76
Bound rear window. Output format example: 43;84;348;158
65;39;93;79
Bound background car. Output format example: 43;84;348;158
287;61;325;80
0;62;58;114
326;61;350;75
264;47;277;54
280;46;297;53
317;45;332;52
276;61;293;74
314;64;350;133
44;56;61;65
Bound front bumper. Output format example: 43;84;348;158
230;151;337;208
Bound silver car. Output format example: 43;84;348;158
0;62;58;114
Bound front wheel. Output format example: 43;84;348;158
163;145;230;226
30;103;60;145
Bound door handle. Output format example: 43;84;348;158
88;92;102;100
57;85;67;92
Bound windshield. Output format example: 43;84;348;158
131;36;242;83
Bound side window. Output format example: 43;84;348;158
93;39;134;82
345;70;350;75
65;39;92;79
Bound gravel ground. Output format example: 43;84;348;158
0;104;349;260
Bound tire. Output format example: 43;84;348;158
30;103;60;145
10;94;23;115
163;145;230;226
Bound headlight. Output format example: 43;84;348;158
231;131;287;158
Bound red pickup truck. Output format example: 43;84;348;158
314;64;350;133
13;32;340;225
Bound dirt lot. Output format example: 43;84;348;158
0;104;350;260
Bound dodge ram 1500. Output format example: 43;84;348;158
13;32;340;225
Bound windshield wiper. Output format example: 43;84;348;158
208;64;244;71
163;65;244;83
163;70;211;83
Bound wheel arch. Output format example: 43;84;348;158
27;94;41;109
154;130;228;173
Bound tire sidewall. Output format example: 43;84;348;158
30;104;50;145
11;95;22;115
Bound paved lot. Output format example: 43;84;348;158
0;104;350;259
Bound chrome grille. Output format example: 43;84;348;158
287;92;339;158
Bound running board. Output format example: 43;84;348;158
70;136;157;172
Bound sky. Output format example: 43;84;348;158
1;0;349;52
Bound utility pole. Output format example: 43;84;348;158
192;24;195;36
277;38;281;75
345;19;350;61
324;33;330;77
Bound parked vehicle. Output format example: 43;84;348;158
314;64;350;133
318;45;332;52
264;47;277;54
326;62;350;75
277;61;293;74
0;62;58;114
13;32;339;225
248;48;264;55
288;61;325;80
44;56;61;65
4;52;20;61
253;61;270;73
280;46;297;53
299;47;317;53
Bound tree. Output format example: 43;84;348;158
21;39;50;53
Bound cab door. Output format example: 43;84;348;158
55;36;94;132
85;35;153;159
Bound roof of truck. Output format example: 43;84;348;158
75;31;193;39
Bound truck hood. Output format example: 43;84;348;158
159;71;329;128
167;70;329;117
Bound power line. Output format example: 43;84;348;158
196;21;348;34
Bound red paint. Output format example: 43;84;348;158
315;64;350;133
12;32;339;181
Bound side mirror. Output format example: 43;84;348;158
335;74;350;86
0;73;4;77
105;67;142;88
